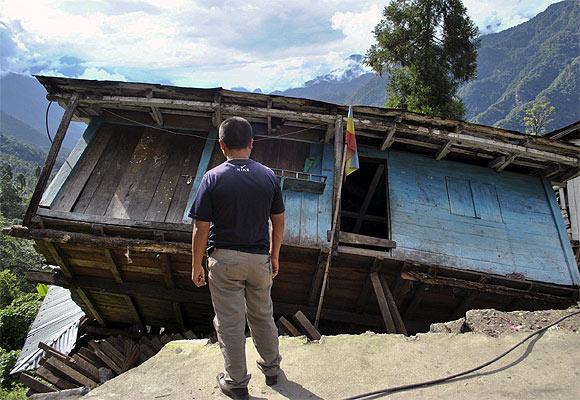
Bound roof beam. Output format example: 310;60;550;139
51;93;579;167
435;140;453;160
489;154;517;172
149;107;163;126
380;126;397;150
159;254;186;331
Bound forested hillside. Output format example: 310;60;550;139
0;72;85;151
275;1;579;132
460;0;579;131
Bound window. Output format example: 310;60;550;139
445;177;502;222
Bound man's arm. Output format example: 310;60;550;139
191;220;210;287
270;212;284;278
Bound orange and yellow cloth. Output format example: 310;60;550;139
345;105;359;175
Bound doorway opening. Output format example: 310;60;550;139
340;158;390;239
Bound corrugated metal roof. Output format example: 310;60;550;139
11;286;85;374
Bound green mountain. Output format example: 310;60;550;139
0;72;85;150
0;110;50;150
459;0;579;131
275;1;579;131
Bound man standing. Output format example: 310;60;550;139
190;117;285;400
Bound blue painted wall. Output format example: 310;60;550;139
385;149;579;286
282;142;334;248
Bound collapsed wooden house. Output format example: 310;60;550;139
7;76;580;336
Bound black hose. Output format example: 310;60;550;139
45;100;53;144
45;100;73;169
343;309;580;400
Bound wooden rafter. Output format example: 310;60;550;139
379;125;397;151
403;284;427;320
149;106;163;126
28;269;389;327
7;225;191;255
370;270;408;335
158;254;186;330
75;288;106;327
307;250;328;306
24;93;80;226
103;249;145;329
435;140;453;160
489;154;517;172
104;249;124;283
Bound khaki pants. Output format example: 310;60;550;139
208;249;281;387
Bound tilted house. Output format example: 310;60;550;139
9;76;579;335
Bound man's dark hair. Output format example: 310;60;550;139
219;117;253;149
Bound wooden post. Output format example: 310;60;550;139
24;93;80;226
315;121;347;327
183;127;218;223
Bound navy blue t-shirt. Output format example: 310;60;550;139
189;159;285;254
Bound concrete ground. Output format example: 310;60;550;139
84;329;580;400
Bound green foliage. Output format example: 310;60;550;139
523;100;555;135
1;216;44;293
0;348;20;390
36;284;48;299
0;271;22;309
0;292;42;351
0;164;25;220
366;0;478;119
0;134;44;195
0;386;27;400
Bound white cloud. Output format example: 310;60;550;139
331;4;382;55
463;0;558;33
77;67;127;81
0;0;564;91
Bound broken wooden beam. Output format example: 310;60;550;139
292;311;322;341
370;272;397;333
43;357;98;388
278;316;301;337
35;365;77;390
20;373;57;394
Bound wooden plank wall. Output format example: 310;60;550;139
49;123;205;225
205;139;334;248
386;149;579;286
46;121;334;247
567;176;580;241
40;118;102;208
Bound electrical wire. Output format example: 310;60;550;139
45;100;54;143
102;108;327;142
343;309;580;400
45;100;73;169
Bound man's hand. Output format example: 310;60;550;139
271;256;279;279
192;265;206;287
191;220;210;287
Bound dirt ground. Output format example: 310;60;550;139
430;308;580;336
82;308;580;400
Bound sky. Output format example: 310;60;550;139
0;0;564;92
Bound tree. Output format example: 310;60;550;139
0;165;25;220
523;99;555;135
365;0;479;119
